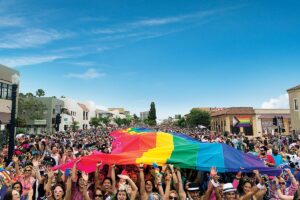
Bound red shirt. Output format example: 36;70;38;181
258;154;275;166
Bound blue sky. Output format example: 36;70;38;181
1;0;300;119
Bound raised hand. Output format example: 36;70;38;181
48;170;54;179
118;174;129;180
210;166;217;178
284;168;292;175
12;155;18;163
169;164;174;172
96;161;102;168
253;170;259;176
82;171;89;182
162;164;168;172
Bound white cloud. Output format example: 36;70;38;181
0;28;71;49
261;93;289;109
0;55;65;67
131;8;231;27
65;68;106;79
92;28;127;34
0;16;24;27
66;61;96;67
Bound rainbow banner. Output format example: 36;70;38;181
233;116;252;127
54;128;280;175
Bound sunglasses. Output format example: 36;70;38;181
24;170;32;172
94;194;103;198
169;197;177;200
279;182;285;185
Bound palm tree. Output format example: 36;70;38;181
36;89;45;97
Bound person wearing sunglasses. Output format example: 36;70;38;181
13;156;38;199
94;188;103;200
270;168;299;200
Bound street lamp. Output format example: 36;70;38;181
8;73;19;162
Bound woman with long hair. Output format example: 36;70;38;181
237;171;266;200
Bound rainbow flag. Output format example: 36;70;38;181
233;116;252;127
54;128;280;175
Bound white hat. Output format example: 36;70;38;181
223;183;236;193
16;134;24;139
187;183;200;191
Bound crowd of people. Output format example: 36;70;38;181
0;126;300;200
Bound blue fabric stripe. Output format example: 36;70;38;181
196;143;225;172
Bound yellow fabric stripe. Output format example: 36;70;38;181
136;132;174;165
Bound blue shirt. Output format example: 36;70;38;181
272;154;283;166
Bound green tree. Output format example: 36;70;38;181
186;109;211;128
17;95;47;127
114;118;123;127
36;89;45;97
16;117;26;127
99;116;110;126
132;114;140;124
175;117;187;128
71;121;79;131
25;92;34;98
148;102;157;126
90;117;101;128
122;117;132;126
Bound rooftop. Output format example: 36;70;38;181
78;103;89;112
287;84;300;92
211;107;255;117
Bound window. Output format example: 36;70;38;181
86;112;88;120
1;83;7;99
294;98;299;111
7;85;12;100
83;111;85;120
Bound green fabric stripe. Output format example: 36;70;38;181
167;135;199;169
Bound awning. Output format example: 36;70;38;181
0;112;11;124
258;114;290;119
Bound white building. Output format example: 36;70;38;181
59;98;91;130
140;111;149;121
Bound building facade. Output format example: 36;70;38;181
20;97;64;134
254;109;291;136
59;98;98;130
211;107;256;135
95;109;113;118
287;85;300;133
211;107;291;137
140;111;149;121
0;64;19;135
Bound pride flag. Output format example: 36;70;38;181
233;116;252;127
54;128;280;175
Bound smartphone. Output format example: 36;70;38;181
65;168;71;177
